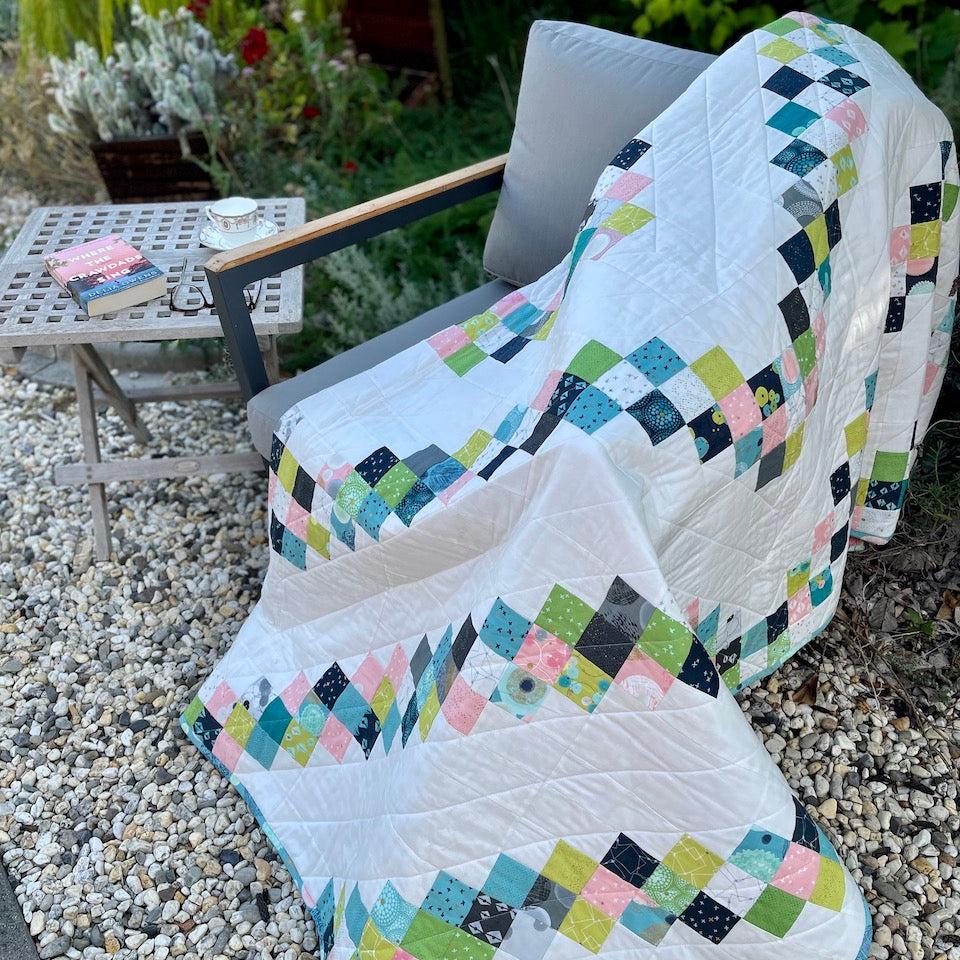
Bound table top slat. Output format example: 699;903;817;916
0;198;305;345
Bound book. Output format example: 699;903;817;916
44;235;165;317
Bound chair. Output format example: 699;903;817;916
204;20;715;457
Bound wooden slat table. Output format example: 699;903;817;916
0;198;305;561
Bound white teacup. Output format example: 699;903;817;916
206;197;259;239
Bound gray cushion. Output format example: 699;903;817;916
483;21;715;286
248;278;515;456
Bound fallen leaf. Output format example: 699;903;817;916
936;589;959;620
790;671;820;706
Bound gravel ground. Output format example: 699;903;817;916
0;369;958;960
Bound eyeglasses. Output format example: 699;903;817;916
169;259;261;313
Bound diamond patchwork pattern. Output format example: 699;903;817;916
183;575;718;772
305;806;847;957
266;15;886;571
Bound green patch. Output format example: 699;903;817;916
765;16;803;36
446;342;486;376
567;340;622;383
744;885;804;937
793;329;817;378
276;447;298;493
690;346;745;400
871;450;909;483
445;927;496;960
537;584;595;646
336;470;371;518
541;841;599;893
183;696;203;727
306;516;330;557
400;910;457;960
758;37;805;63
943;182;959;221
638;610;694;676
376;461;419;508
663;836;724;889
844;412;868;457
784;424;805;471
453;429;492;468
557;897;615;951
602;203;654;235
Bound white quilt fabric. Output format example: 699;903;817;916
183;13;958;959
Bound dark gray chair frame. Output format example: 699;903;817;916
204;155;508;404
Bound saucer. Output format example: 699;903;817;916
200;218;279;251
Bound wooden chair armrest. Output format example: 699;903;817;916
206;153;508;276
206;153;507;404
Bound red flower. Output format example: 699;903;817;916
187;0;209;18
343;160;358;174
302;104;321;120
239;27;269;66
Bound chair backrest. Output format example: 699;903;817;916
483;20;715;287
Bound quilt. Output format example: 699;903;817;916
182;12;958;959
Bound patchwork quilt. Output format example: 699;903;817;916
183;13;958;959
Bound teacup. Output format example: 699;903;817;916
206;197;259;239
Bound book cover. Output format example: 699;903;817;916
44;235;165;315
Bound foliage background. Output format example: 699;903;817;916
0;0;957;397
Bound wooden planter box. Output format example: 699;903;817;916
343;0;451;95
90;133;217;203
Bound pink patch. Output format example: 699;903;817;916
532;370;563;412
772;842;821;899
268;471;277;502
546;288;563;311
788;586;813;623
718;383;762;440
805;365;819;414
813;512;834;551
907;256;936;276
352;654;385;702
812;310;826;339
923;361;940;395
285;499;309;538
393;952;416;960
605;171;652;201
825;101;866;141
762;405;789;454
615;648;674;708
437;470;474;505
514;627;571;683
212;731;243;771
319;714;353;762
793;11;821;25
385;646;409;689
441;675;487;734
207;681;237;722
301;885;317;908
491;290;527;319
889;225;911;264
332;463;353;482
280;672;311;713
427;325;471;359
780;347;801;386
632;889;658;908
687;598;700;631
581;866;637;918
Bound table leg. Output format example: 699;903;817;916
71;348;112;561
263;335;280;384
73;343;152;445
